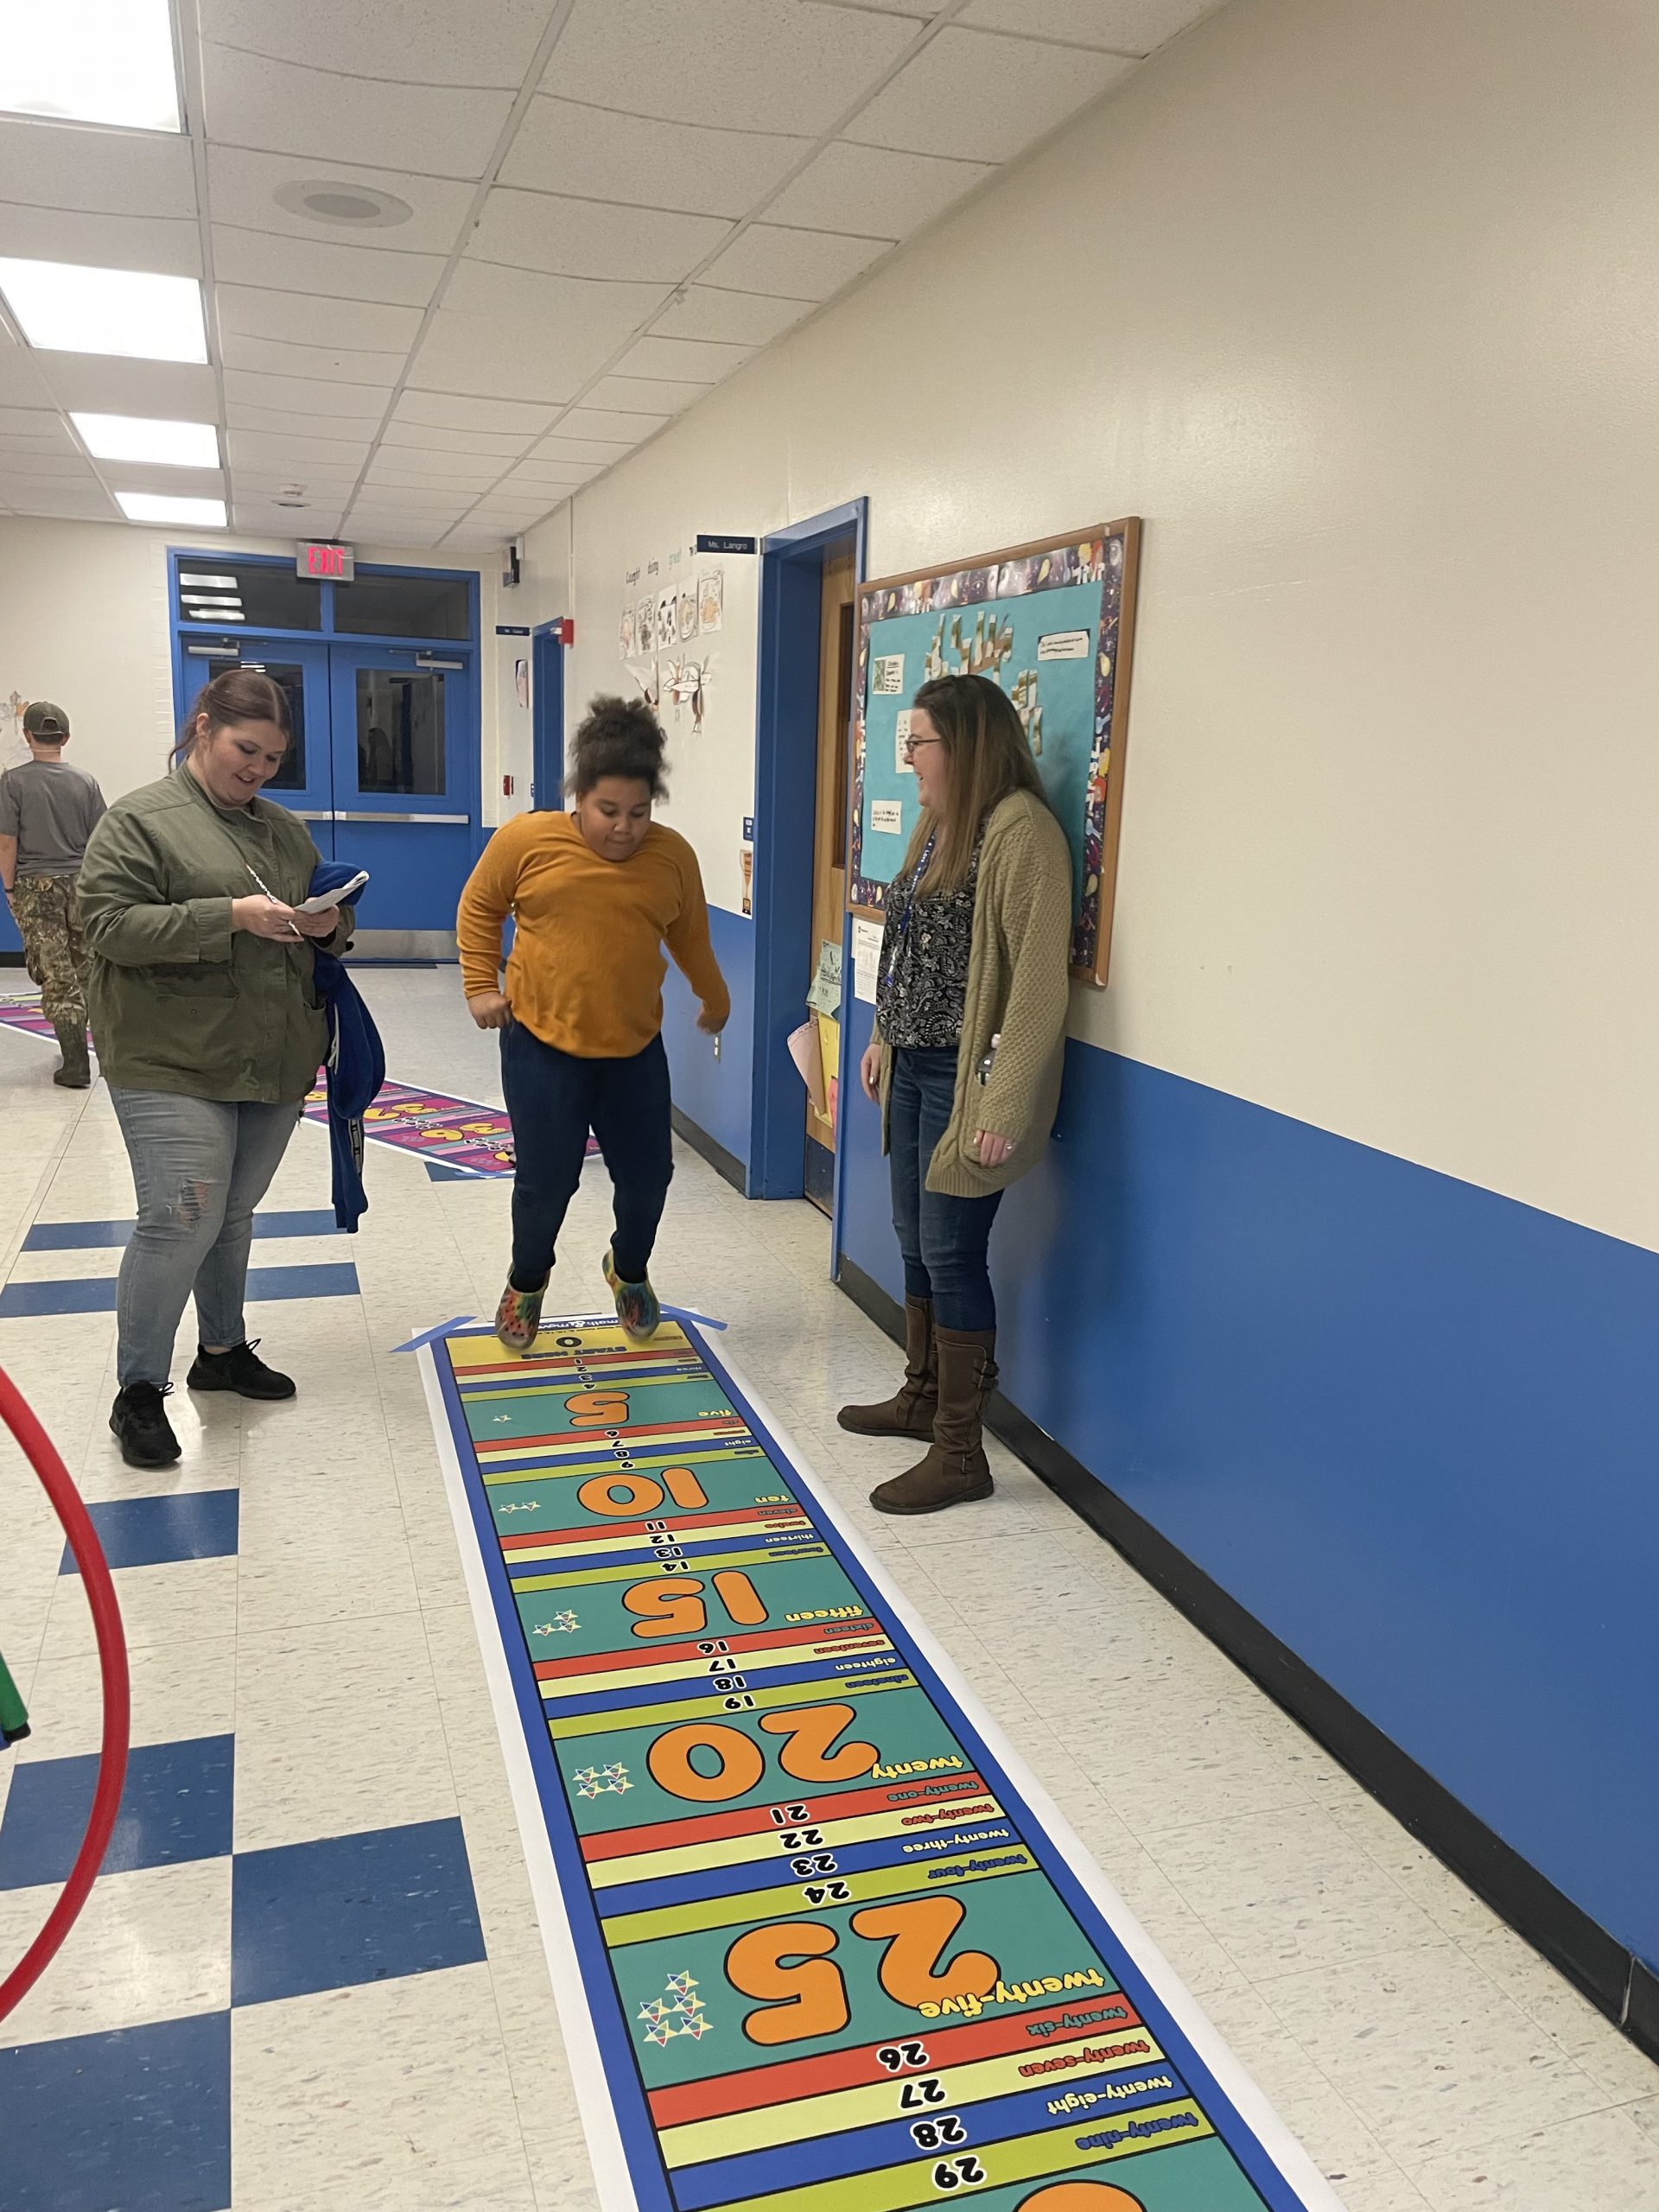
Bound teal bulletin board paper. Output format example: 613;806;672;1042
849;524;1141;982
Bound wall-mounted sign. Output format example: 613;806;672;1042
495;624;530;636
694;532;757;555
296;540;354;582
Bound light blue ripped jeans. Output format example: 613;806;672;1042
109;1089;303;1388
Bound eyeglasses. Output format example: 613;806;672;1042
901;735;944;762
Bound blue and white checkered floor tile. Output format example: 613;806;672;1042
4;973;1656;2212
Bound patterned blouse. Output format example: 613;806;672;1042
875;836;983;1051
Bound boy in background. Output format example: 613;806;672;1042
0;702;106;1088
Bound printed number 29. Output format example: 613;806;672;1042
932;2155;986;2190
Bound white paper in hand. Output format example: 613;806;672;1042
296;870;369;915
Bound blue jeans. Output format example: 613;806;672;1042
500;1023;673;1287
110;1089;302;1388
888;1048;1002;1333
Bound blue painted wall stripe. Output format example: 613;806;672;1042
837;1034;1659;1971
0;1261;359;1316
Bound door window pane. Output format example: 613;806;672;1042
176;563;322;631
356;671;447;796
334;572;470;640
243;661;308;791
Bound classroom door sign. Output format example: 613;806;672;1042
422;1319;1342;2212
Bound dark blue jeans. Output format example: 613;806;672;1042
889;1047;1002;1333
500;1023;673;1288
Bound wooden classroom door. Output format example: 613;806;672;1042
805;540;857;1214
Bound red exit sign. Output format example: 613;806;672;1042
296;541;354;582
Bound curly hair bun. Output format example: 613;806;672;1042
569;695;668;798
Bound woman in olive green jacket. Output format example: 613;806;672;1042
838;673;1073;1516
76;670;348;1471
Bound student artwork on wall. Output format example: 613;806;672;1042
849;524;1141;985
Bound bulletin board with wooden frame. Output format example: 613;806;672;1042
848;518;1141;986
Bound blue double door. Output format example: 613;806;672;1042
241;638;477;938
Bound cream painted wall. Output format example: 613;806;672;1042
0;514;504;813
536;0;1659;1255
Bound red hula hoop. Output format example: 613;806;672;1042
0;1363;130;2027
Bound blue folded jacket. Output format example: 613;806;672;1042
307;861;386;1232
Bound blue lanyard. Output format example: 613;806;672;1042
879;832;934;998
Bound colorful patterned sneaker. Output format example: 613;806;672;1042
602;1249;660;1344
494;1279;545;1354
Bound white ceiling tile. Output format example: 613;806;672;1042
616;334;748;384
548;410;664;446
543;0;916;134
500;98;805;220
204;145;474;258
223;369;391;420
765;142;992;240
346;507;471;533
347;483;476;508
0;407;73;443
582;373;707;416
409;262;672;404
0;432;74;457
234;500;346;533
365;457;504;489
219;334;410;386
229;429;373;468
37;356;217;416
467;501;554;524
393;391;555;435
649;287;815;346
0;332;54;408
0;206;200;278
102;462;226;501
217;286;424;353
0;451;101;480
225;402;365;435
960;0;1216;53
468;190;732;287
381;422;531;459
200;46;514;180
0;117;197;218
233;470;362;497
212;227;444;307
699;225;888;301
842;26;1136;161
2;486;118;520
503;458;604;487
199;0;555;87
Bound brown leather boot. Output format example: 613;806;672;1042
869;1326;997;1514
838;1297;938;1440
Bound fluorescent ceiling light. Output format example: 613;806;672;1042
182;592;239;604
179;572;238;588
117;491;226;526
73;412;219;468
0;260;206;364
0;0;180;133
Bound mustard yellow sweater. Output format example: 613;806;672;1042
457;811;729;1058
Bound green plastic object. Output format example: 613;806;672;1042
0;1643;28;1747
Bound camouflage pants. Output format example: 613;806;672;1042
9;874;90;1027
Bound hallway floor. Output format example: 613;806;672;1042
1;969;1656;2212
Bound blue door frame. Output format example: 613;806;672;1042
750;499;868;1249
531;622;564;810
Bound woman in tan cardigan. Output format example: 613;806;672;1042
839;672;1074;1515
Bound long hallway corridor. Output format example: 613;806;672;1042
2;972;1656;2212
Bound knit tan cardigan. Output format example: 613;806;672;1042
877;788;1074;1198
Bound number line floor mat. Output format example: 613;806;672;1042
0;992;595;1178
421;1316;1343;2212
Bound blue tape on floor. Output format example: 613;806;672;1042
0;1262;359;1317
23;1209;341;1251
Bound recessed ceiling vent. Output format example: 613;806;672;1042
273;181;413;229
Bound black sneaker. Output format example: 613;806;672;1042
187;1339;296;1402
110;1382;181;1468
